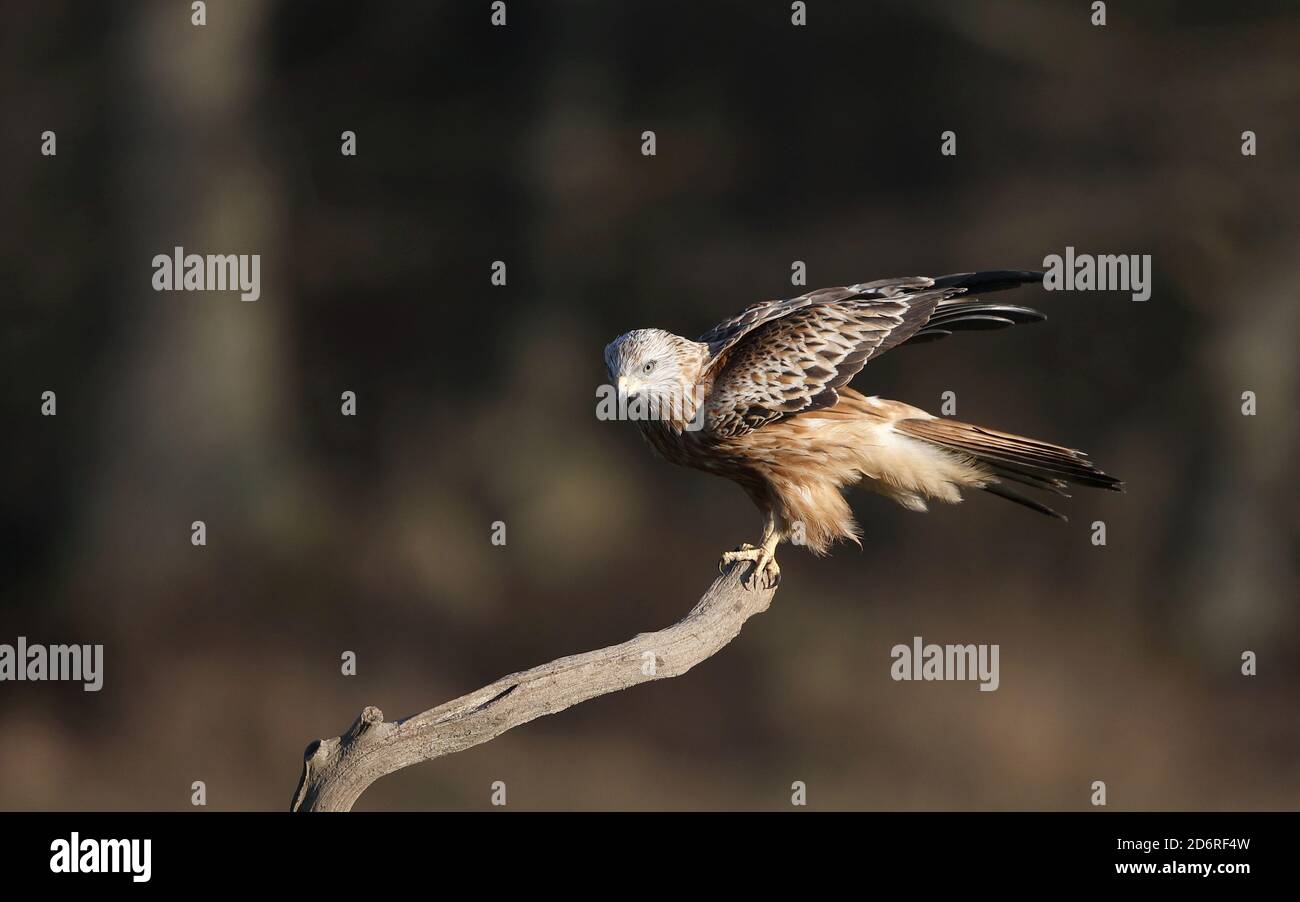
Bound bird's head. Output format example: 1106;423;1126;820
603;328;707;427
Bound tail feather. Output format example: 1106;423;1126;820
894;416;1122;519
991;468;1073;497
982;482;1069;521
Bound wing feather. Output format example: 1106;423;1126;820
697;271;1043;437
696;276;938;358
702;289;956;436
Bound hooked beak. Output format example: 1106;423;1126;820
617;375;640;400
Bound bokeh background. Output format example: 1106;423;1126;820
3;0;1298;810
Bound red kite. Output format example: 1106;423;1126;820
604;271;1122;588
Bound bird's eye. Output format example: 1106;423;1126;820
642;360;657;374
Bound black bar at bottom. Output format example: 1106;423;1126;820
3;811;1285;889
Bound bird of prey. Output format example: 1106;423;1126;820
604;270;1122;589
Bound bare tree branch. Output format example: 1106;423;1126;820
291;564;777;811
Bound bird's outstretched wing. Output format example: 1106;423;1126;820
699;271;1043;437
697;276;932;358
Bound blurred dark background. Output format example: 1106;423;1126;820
2;0;1298;810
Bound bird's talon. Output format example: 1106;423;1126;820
741;559;781;590
719;545;781;591
718;546;754;573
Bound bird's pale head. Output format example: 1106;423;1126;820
603;328;708;427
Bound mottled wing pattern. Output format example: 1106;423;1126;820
702;287;960;436
696;276;936;359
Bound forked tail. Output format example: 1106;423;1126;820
894;417;1123;520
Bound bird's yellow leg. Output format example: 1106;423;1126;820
719;511;782;590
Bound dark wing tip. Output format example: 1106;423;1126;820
942;314;1019;331
930;270;1045;293
908;302;1046;344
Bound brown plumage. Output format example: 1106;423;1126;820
604;271;1122;588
